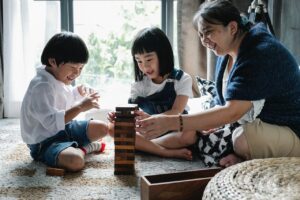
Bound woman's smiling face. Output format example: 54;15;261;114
197;20;235;56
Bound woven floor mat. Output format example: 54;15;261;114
203;157;300;200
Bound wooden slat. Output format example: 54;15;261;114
114;160;135;164
114;137;135;142
115;145;135;150
115;121;135;127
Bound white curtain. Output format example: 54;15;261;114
3;0;60;117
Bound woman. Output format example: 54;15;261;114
136;0;300;167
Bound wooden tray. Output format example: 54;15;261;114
140;167;222;200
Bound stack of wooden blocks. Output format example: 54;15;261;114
114;104;138;175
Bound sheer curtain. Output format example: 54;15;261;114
268;0;300;64
3;0;60;118
0;0;3;118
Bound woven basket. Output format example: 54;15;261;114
203;157;300;200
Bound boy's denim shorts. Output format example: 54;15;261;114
28;120;91;167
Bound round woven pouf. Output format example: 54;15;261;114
203;157;300;200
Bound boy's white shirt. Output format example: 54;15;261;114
20;66;83;144
130;71;193;99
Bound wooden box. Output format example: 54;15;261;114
140;167;222;200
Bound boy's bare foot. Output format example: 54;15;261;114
219;153;243;167
164;148;193;161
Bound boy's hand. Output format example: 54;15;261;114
77;84;96;97
78;92;100;112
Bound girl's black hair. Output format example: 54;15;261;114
41;32;89;66
193;0;252;33
131;27;174;81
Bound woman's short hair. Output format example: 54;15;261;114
193;0;252;32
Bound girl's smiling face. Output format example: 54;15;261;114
134;51;164;83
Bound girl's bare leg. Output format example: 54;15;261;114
135;133;193;160
153;130;198;149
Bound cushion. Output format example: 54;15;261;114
195;76;216;97
195;76;216;110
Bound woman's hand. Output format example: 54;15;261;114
135;115;172;140
135;110;151;120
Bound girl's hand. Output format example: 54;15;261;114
77;84;95;97
78;92;100;112
135;115;170;140
107;111;116;123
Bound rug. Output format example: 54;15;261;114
0;119;205;200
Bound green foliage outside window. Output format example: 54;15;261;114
76;2;160;88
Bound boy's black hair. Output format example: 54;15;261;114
41;32;89;66
131;27;174;81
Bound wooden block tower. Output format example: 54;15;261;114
114;104;138;175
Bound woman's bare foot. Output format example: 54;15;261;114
163;148;193;161
219;154;243;167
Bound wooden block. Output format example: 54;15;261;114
115;121;135;127
114;141;135;146
115;128;135;135
114;164;135;175
114;160;135;165
116;104;138;112
46;167;65;176
115;111;135;118
141;167;222;200
115;149;135;154
114;132;135;137
115;145;135;150
114;164;134;169
114;169;135;175
115;152;135;158
115;155;135;161
114;104;138;176
115;163;134;167
114;137;135;142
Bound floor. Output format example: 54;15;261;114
0;118;206;199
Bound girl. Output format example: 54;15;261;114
109;27;194;160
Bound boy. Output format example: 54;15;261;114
21;32;110;172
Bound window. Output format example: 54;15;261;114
64;0;177;109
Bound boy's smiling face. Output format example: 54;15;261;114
47;58;84;85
